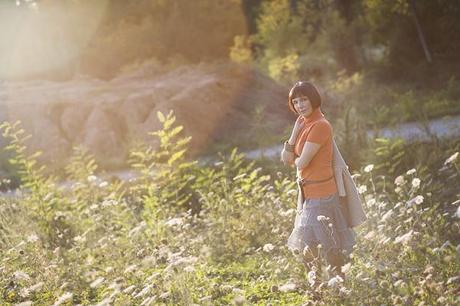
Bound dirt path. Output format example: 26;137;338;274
245;115;460;159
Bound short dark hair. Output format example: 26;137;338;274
288;81;322;114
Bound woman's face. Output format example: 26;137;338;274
292;95;313;117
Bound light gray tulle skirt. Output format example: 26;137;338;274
286;192;356;258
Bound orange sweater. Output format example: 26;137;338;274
294;107;337;198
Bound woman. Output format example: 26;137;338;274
280;81;357;285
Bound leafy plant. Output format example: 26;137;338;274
0;121;73;248
128;110;197;238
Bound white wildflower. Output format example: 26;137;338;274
394;187;403;194
415;195;424;204
358;185;367;194
446;276;460;285
19;287;30;298
14;271;30;281
263;243;275;253
307;270;317;287
90;277;105;289
232;288;245;295
394;175;405;186
364;231;376;240
27;234;39;243
394;230;414;245
381;209;394;223
167;255;198;269
327;275;344;288
199;296;212;303
16;302;33;306
444;152;459;165
73;235;86;243
101;199;117;207
94;297;112;306
233;295;246;306
53;292;73;306
407;195;424;206
406;168;416;175
280;208;296;217
341;262;352;274
28;282;44;292
339;286;351;295
87;175;97;183
367;198;376;207
124;264;137;274
317;215;327;221
165;217;183;227
440;240;452;250
99;181;108;188
411;178;421;188
133;284;152;298
393;279;406;287
279;282;297;292
233;173;246;180
129;222;147;237
436;297;447;304
455;206;460;219
221;284;234;294
140;297;155;306
364;164;374;173
122;285;136;294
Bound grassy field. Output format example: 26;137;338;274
0;112;459;305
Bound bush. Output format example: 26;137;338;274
0;112;458;305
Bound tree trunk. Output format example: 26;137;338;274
410;0;432;63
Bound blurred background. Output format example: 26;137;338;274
0;0;459;175
0;2;459;305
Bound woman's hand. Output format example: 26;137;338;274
281;116;304;166
293;115;306;134
280;148;295;166
288;116;305;144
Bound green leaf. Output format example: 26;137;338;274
157;111;166;123
169;126;183;137
167;149;186;166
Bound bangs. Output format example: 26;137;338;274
290;85;310;100
288;81;322;113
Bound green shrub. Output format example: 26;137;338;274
1;113;458;305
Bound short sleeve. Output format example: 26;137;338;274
306;121;332;145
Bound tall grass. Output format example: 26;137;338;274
0;113;458;305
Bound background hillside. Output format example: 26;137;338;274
1;0;459;175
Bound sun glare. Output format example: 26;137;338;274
0;0;108;79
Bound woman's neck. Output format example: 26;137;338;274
303;107;323;123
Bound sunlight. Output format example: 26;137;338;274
0;0;108;79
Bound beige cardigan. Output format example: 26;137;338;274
296;138;367;228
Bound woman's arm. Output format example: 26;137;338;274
294;141;321;169
288;116;304;145
295;120;331;169
281;148;295;165
281;116;305;166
